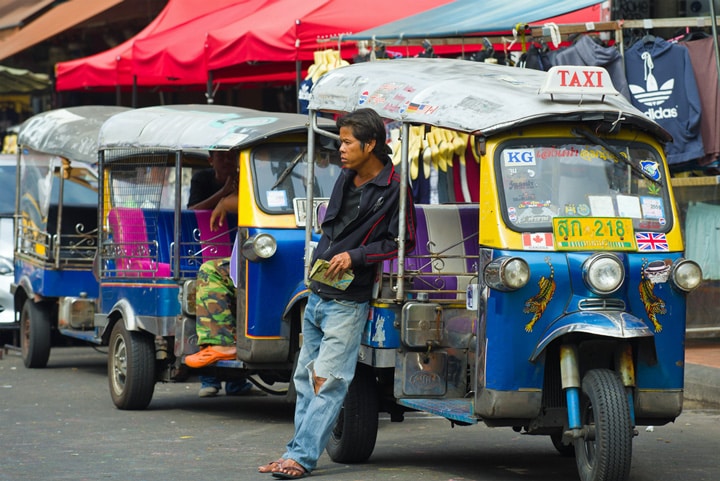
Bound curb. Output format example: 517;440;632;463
684;364;720;408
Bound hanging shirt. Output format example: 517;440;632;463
625;37;705;165
682;36;720;166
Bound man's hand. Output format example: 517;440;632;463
210;193;237;231
325;252;352;280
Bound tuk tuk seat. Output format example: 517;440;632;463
107;207;171;278
405;203;480;301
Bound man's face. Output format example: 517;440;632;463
338;126;373;170
209;151;236;182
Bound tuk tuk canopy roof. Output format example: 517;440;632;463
98;104;324;152
308;58;671;142
345;0;604;40
18;106;131;164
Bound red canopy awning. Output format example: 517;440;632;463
204;0;455;72
55;0;250;91
130;0;315;84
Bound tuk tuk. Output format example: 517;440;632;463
94;104;340;409
13;106;130;368
304;58;703;481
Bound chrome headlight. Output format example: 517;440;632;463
241;233;277;262
670;259;702;292
583;253;624;295
484;257;530;291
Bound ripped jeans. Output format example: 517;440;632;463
282;292;369;472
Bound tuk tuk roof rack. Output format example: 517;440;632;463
98;104;333;153
307;58;671;142
18;106;131;164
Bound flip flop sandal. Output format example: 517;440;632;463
184;346;236;368
271;459;308;479
258;459;284;473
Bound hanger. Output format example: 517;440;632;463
641;30;655;44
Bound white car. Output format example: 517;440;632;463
0;154;17;337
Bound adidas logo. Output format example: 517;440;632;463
629;51;678;120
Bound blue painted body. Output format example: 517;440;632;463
15;258;98;298
245;227;316;337
483;250;685;393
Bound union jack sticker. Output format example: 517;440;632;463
635;232;669;251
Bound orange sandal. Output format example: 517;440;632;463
184;346;236;368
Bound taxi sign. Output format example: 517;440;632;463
553;217;636;251
540;66;619;99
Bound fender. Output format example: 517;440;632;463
107;298;175;337
282;281;311;320
14;275;34;306
530;310;653;362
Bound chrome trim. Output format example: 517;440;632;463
578;298;626;311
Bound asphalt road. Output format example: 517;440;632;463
1;346;719;481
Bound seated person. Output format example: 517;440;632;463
187;150;251;397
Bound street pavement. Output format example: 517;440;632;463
684;338;720;408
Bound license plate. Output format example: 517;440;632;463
553;217;636;251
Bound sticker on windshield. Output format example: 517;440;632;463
503;149;536;166
640;196;665;220
640;160;661;182
267;190;288;208
616;195;642;218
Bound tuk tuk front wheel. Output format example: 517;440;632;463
326;363;378;463
108;321;155;410
20;300;52;369
574;369;632;481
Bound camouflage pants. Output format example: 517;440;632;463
196;258;236;346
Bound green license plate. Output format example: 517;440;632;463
553;217;636;251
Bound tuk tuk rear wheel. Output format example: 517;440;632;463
20;300;52;369
574;369;632;481
108;321;156;410
326;363;378;463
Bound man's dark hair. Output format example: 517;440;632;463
336;108;391;159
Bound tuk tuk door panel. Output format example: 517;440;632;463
244;227;306;338
100;280;181;318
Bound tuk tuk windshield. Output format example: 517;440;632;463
498;139;670;232
251;143;342;214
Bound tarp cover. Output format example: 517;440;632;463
345;0;604;39
308;58;671;141
18;106;131;163
0;65;49;94
98;104;325;151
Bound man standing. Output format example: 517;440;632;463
260;108;415;479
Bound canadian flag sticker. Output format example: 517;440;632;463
522;232;554;250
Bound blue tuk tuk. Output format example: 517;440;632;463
95;104;339;409
13;106;130;368
304;58;703;481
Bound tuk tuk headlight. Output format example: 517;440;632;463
670;259;702;292
242;233;277;262
583;253;624;295
484;257;530;291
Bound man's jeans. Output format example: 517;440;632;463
282;292;369;471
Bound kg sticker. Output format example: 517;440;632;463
503;149;536;166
